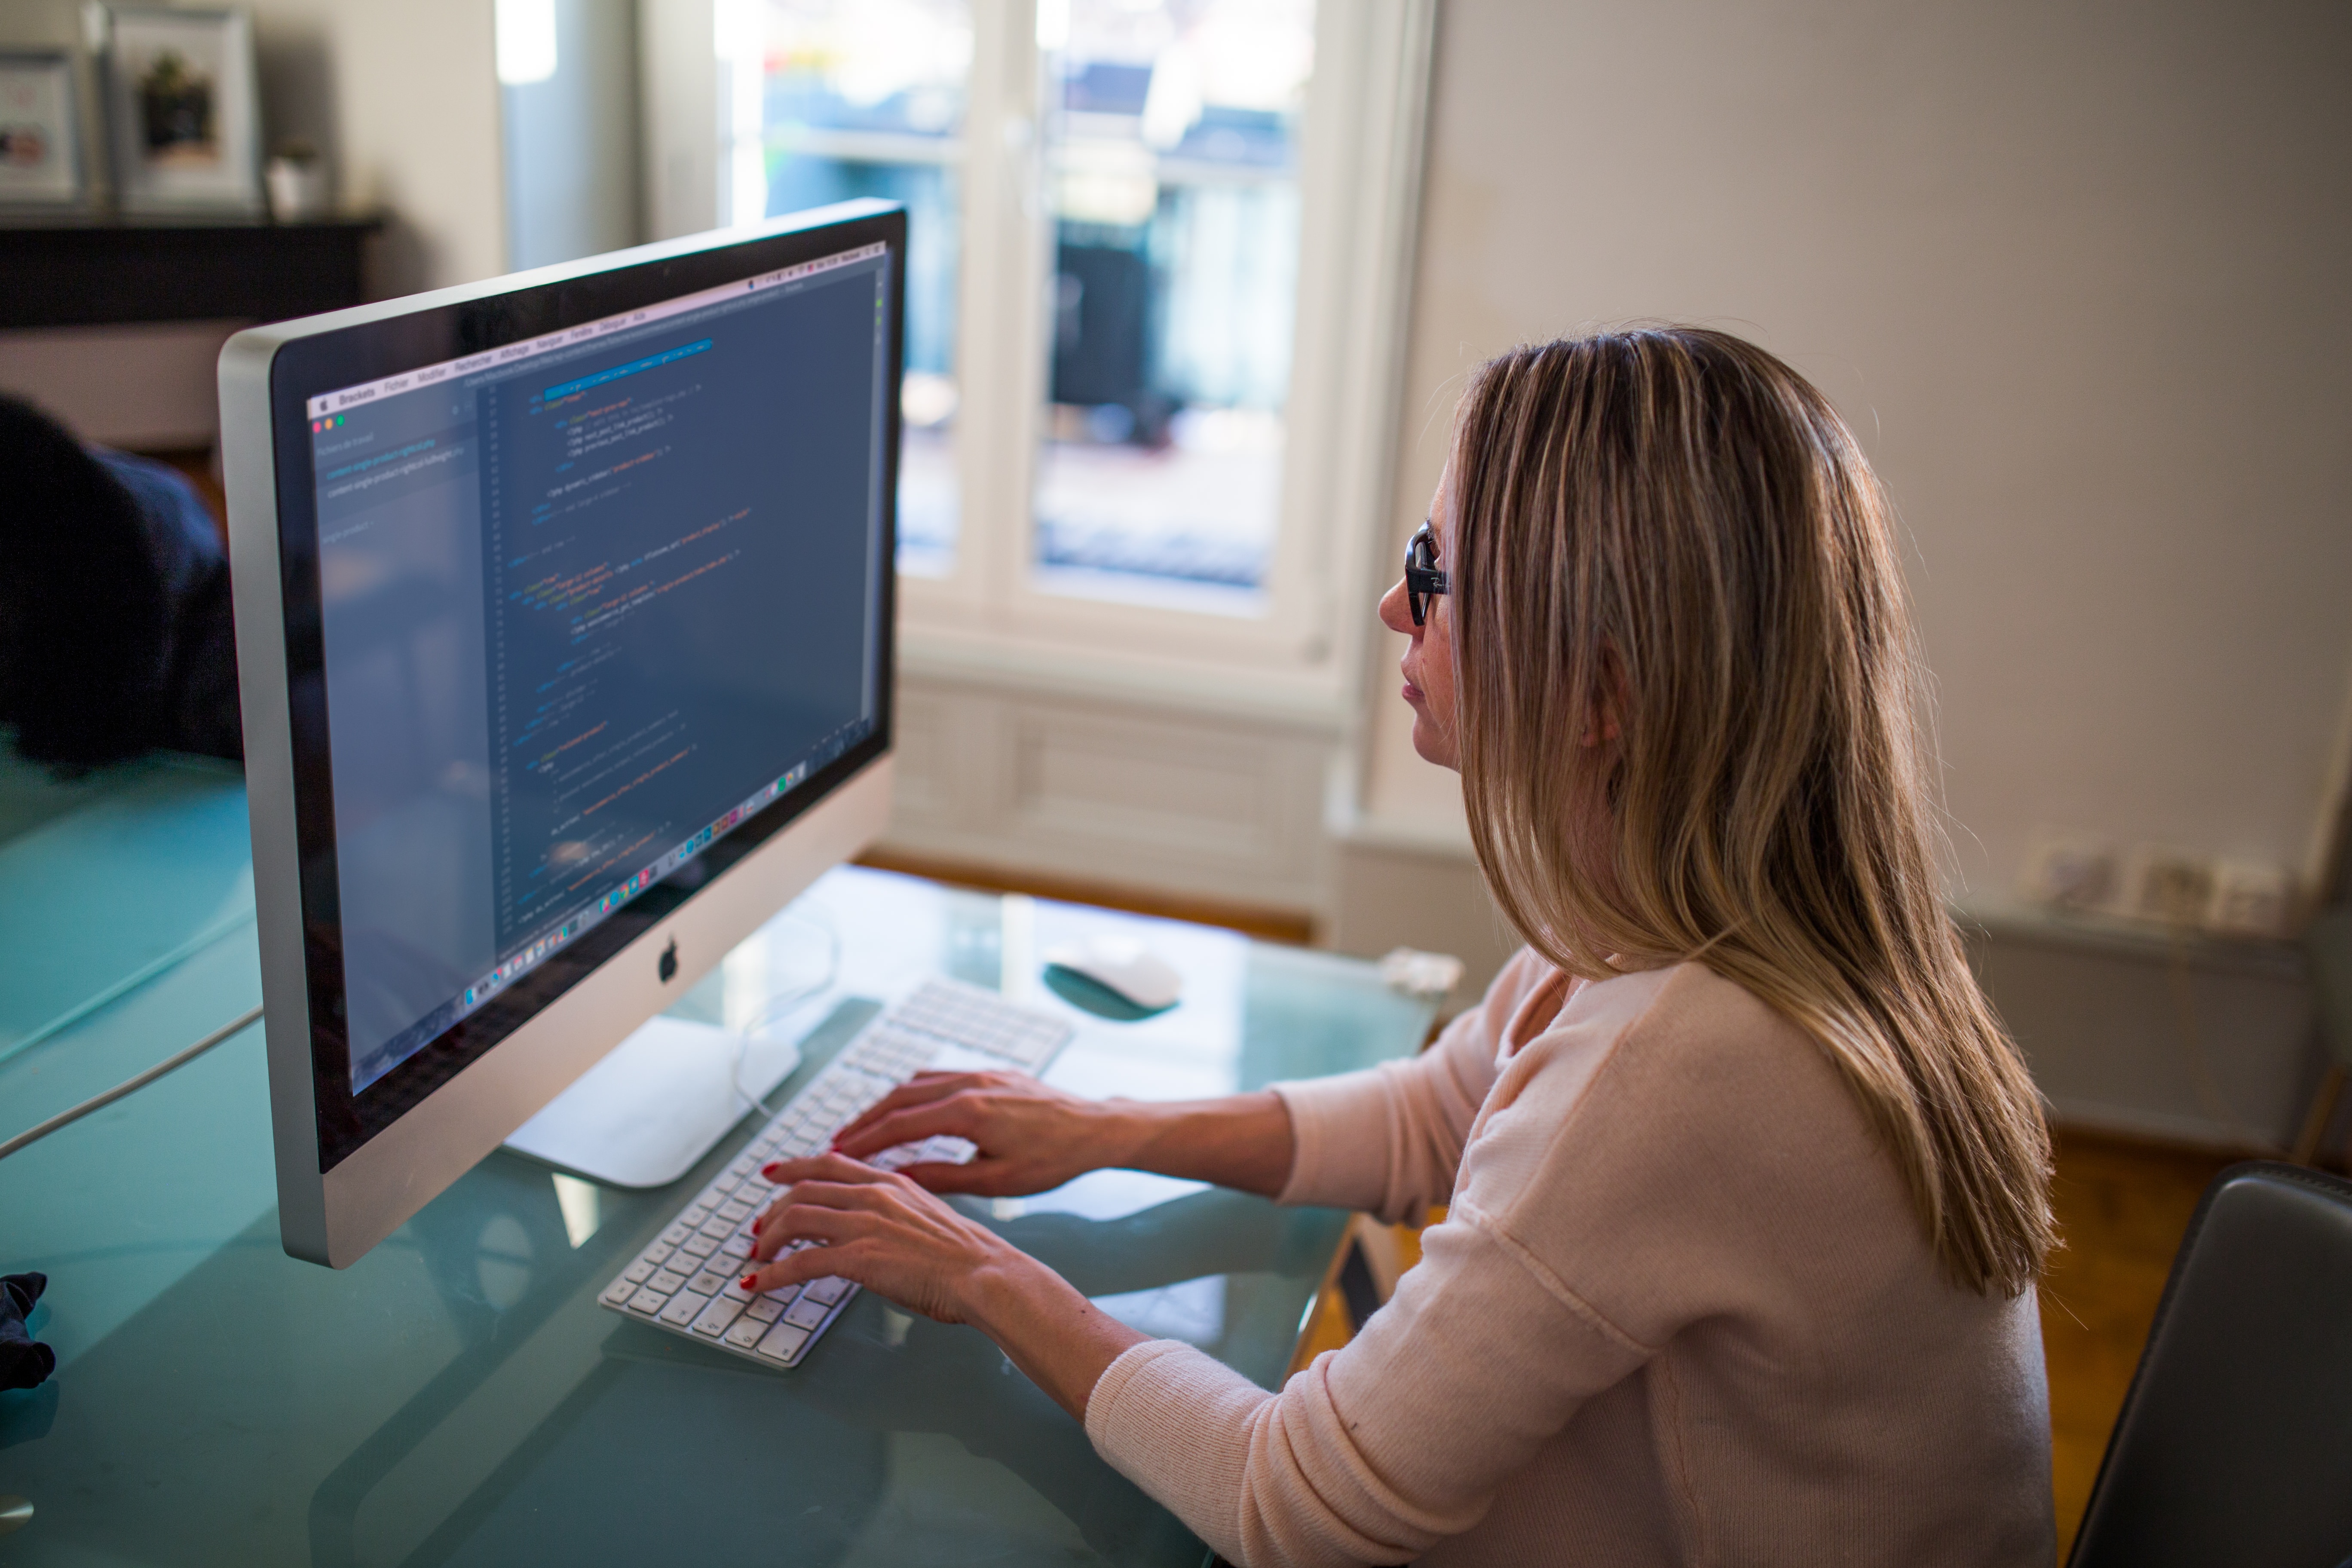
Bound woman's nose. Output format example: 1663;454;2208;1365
1377;576;1416;635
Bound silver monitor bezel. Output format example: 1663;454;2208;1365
222;203;901;1267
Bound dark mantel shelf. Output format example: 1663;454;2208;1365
0;213;384;331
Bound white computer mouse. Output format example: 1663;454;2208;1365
1042;935;1184;1011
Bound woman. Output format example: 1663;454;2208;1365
744;328;2058;1565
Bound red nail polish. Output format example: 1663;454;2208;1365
740;1274;759;1289
761;1163;782;1177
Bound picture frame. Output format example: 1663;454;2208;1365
92;5;263;214
0;48;87;208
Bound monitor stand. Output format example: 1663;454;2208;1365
501;1015;802;1189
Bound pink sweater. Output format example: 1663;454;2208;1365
1082;951;2055;1565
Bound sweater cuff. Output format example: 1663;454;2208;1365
1270;1066;1398;1209
1084;1338;1273;1563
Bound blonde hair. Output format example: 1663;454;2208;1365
1448;327;2053;1296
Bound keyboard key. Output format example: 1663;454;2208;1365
660;1223;692;1247
626;1287;668;1315
698;1217;733;1241
720;1236;753;1261
802;1276;851;1306
600;1277;637;1307
623;1259;656;1285
783;1294;831;1330
724;1317;768;1350
720;1277;753;1302
692;1298;744;1336
680;1234;720;1259
649;1269;687;1295
746;1296;786;1323
659;1290;709;1327
643;1241;675;1266
716;1200;753;1223
755;1323;812;1363
681;1205;712;1227
688;1269;729;1297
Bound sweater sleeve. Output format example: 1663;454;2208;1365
1267;949;1547;1222
1084;1202;1653;1566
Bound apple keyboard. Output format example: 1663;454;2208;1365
596;977;1074;1367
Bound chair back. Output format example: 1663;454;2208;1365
2069;1161;2352;1567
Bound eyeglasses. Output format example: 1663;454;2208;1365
1404;519;1449;627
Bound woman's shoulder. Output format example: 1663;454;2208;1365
1461;963;1939;1329
1478;959;1893;1206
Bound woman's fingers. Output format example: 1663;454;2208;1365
761;1150;895;1187
831;1073;988;1143
747;1194;880;1260
829;1100;977;1161
888;1157;1032;1196
738;1241;847;1296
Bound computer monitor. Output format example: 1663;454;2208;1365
221;202;903;1268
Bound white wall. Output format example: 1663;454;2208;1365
503;0;642;270
244;0;506;293
1359;0;2352;919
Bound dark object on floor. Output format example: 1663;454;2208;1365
0;1273;53;1391
2067;1161;2352;1568
0;394;242;772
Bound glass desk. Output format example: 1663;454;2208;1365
0;756;1436;1566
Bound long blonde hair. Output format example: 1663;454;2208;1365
1449;327;2053;1296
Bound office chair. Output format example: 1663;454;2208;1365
2291;906;2352;1166
2067;1161;2352;1568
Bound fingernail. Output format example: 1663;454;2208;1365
761;1162;782;1178
740;1274;759;1289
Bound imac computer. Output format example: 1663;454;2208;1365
221;202;903;1268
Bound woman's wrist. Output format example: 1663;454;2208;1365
959;1244;1147;1421
1093;1091;1295;1197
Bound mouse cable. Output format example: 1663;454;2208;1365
0;1004;262;1165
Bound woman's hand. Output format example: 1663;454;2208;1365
744;1152;1146;1418
744;1152;1026;1322
827;1070;1132;1197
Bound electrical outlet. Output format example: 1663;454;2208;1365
2121;845;2216;929
2205;860;2295;939
2018;830;2119;913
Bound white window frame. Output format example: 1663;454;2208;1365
642;0;1434;732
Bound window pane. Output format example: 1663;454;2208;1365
759;0;971;576
1033;0;1314;614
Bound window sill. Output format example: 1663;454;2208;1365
897;622;1352;735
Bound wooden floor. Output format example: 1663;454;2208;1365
2038;1127;2233;1557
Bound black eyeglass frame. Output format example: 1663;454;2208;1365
1404;519;1449;627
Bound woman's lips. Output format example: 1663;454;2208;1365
1400;680;1424;703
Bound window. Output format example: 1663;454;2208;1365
747;0;971;577
1030;0;1313;616
651;0;1432;712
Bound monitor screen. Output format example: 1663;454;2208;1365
260;216;900;1170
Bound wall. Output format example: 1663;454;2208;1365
1333;0;2352;1144
242;0;507;295
1359;0;2352;906
502;0;642;270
